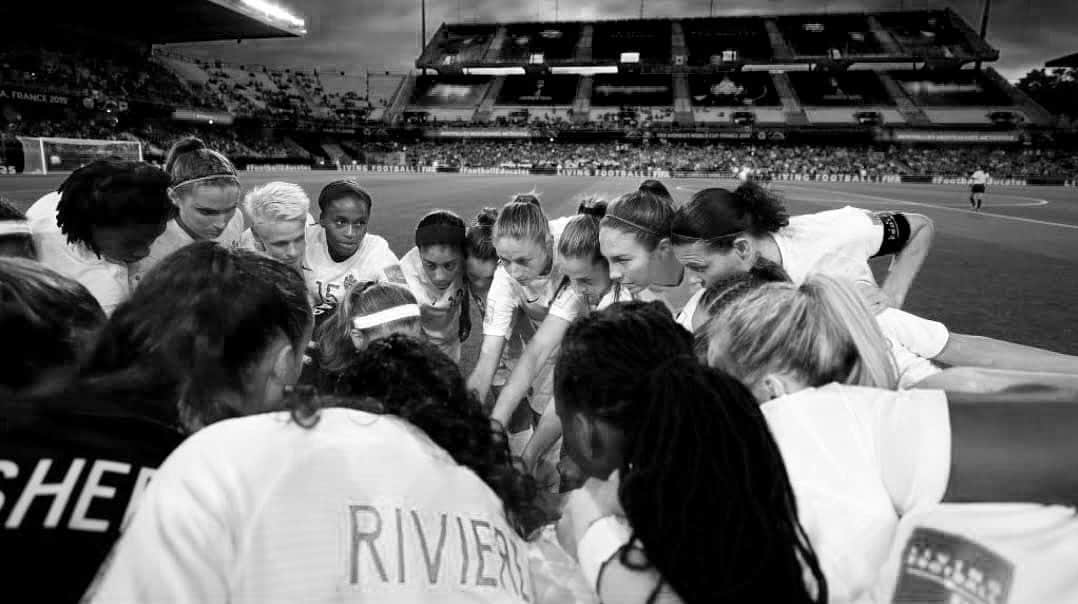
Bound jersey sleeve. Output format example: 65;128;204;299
86;433;234;603
844;207;888;260
547;283;588;323
876;308;950;360
482;267;520;339
875;389;952;515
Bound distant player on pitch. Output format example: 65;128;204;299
970;167;989;210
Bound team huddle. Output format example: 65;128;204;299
3;138;1078;604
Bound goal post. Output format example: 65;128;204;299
15;136;143;174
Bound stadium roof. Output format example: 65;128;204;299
1;0;306;44
1046;52;1078;68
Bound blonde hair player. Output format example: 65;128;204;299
239;181;312;271
706;274;1078;604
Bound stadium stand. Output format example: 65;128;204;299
1;6;1074;180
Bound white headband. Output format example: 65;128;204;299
0;221;32;237
352;304;421;330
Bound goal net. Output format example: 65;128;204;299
16;137;143;174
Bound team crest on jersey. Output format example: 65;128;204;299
384;265;407;284
891;527;1013;604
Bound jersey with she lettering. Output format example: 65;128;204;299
305;225;401;318
87;408;556;604
875;503;1078;604
1;393;184;603
762;383;952;604
129;213;245;286
27;192;132;315
400;246;468;363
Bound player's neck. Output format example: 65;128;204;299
756;235;783;268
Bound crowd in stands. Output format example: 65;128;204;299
398;141;1078;178
1;43;221;110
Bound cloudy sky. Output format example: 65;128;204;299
174;0;1075;82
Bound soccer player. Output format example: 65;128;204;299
131;138;245;283
306;179;400;321
239;181;311;271
26;159;173;314
399;210;471;362
970;166;989;210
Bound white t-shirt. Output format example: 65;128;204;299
773;207;885;286
88;408;538;604
875;503;1078;604
762;383;951;604
130;213;246;285
401;247;468;363
971;170;989;185
27;193;131;315
306;226;401;314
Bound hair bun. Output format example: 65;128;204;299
475;207;498;227
577;199;608;219
171;137;207;155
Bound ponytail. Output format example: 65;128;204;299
672;183;789;249
707;275;897;390
494;199;549;245
165;137;238;191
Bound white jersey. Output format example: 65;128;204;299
305;226;401;314
88;408;540;604
481;217;572;412
971;170;989;185
27;192;131;315
762;383;951;604
773;207;886;286
400;247;468;362
130;213;245;285
875;503;1078;604
675;288;705;332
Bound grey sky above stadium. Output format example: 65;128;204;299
174;0;1075;82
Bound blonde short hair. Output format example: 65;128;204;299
243;182;310;228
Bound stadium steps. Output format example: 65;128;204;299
982;67;1056;127
671;22;688;66
770;73;809;126
572;77;593;124
483;26;508;62
282;137;316;159
474;77;506;123
672;73;694;126
866;16;903;55
384;74;417;124
877;73;933;127
764;19;794;60
576;25;594;62
321;143;353;165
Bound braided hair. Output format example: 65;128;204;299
555;301;826;604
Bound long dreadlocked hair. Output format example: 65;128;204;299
554;301;827;604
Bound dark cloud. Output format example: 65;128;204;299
172;0;1076;80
